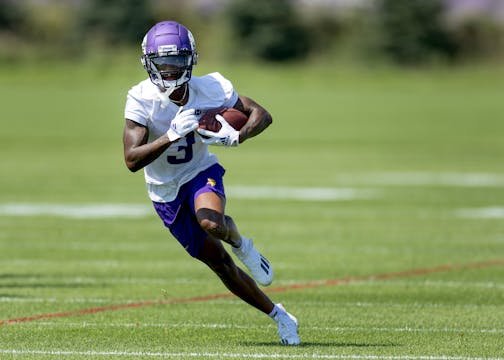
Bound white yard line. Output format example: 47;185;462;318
0;203;152;218
0;187;376;218
455;207;504;219
2;173;504;219
11;321;504;335
0;349;502;360
226;186;377;201
338;172;504;187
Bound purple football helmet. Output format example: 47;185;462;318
141;21;198;94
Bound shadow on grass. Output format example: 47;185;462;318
244;341;399;347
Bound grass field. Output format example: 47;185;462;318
1;59;504;359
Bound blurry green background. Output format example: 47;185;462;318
2;0;504;65
1;0;504;202
1;0;503;203
1;0;503;200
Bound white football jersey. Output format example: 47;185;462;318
124;72;239;202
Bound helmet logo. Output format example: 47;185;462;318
158;45;177;55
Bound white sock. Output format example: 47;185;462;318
268;304;281;319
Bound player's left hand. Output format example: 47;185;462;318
197;115;240;147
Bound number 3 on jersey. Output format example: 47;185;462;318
167;132;195;164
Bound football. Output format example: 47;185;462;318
198;107;248;134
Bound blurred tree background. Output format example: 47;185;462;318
0;0;503;65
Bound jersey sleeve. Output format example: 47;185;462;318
208;72;239;108
124;85;149;126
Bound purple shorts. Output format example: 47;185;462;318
152;163;226;257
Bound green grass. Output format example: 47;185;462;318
0;59;504;359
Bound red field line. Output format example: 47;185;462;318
1;259;503;326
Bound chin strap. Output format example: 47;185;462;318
157;87;176;108
157;83;189;109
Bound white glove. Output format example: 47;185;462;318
197;115;240;147
166;108;199;142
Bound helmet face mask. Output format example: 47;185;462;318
151;54;191;81
141;21;198;94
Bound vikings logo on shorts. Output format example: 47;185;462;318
207;178;216;187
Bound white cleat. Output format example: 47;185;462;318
232;237;273;286
273;304;300;345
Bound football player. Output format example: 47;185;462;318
122;21;299;345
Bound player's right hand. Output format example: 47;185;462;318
166;108;199;142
